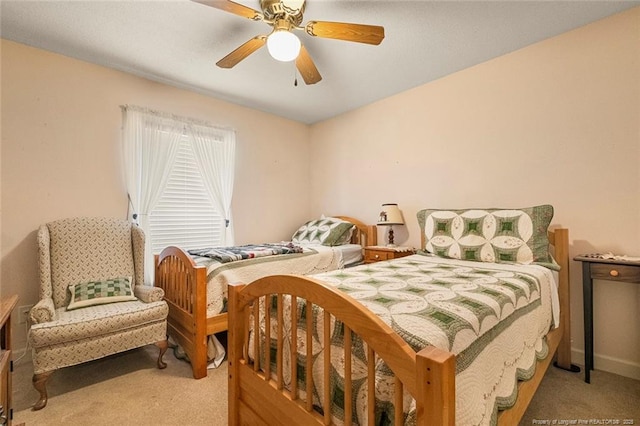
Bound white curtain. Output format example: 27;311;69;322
122;106;183;284
188;123;236;246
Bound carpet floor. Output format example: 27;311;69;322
11;343;640;425
13;345;227;426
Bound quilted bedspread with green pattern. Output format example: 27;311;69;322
192;245;343;317
258;253;556;425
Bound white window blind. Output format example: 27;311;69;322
149;136;224;254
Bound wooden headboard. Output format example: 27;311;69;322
334;215;377;247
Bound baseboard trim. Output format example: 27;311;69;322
572;347;640;380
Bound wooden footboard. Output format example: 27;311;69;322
227;228;572;425
228;275;456;425
155;247;209;379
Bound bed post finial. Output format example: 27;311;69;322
551;228;579;372
416;346;456;425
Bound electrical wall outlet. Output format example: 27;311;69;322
18;304;33;324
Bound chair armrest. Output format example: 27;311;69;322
30;298;56;324
134;285;165;303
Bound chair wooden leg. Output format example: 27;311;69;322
32;371;53;411
156;339;168;369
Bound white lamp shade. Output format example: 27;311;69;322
377;203;404;225
267;30;301;62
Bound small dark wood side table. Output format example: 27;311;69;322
574;255;640;383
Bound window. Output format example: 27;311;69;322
122;105;236;283
149;136;224;254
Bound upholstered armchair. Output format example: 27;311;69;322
28;217;169;410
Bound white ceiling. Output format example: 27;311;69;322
2;1;638;124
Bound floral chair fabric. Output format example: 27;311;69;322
28;217;169;410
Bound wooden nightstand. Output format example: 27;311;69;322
0;295;18;426
364;246;415;264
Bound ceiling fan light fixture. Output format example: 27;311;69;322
266;30;301;62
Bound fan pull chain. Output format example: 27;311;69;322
293;64;298;87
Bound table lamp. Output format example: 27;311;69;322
377;203;404;247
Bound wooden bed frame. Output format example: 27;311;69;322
227;228;574;425
154;216;376;379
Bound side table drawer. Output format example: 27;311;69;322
365;250;391;263
590;263;640;283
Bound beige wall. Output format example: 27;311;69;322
0;48;3;301
1;39;311;349
309;8;640;378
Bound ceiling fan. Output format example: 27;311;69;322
194;0;385;85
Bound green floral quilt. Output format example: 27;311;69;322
256;254;556;425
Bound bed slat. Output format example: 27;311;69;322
277;294;284;390
253;302;260;372
291;295;298;400
243;305;250;362
305;300;313;413
323;312;331;426
367;345;375;426
344;325;353;426
394;376;404;425
264;295;271;381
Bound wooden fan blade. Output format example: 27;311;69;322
216;36;266;68
192;0;263;21
295;45;322;85
305;21;384;45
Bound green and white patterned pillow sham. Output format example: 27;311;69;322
322;221;356;246
67;276;137;310
292;217;355;246
417;205;557;268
